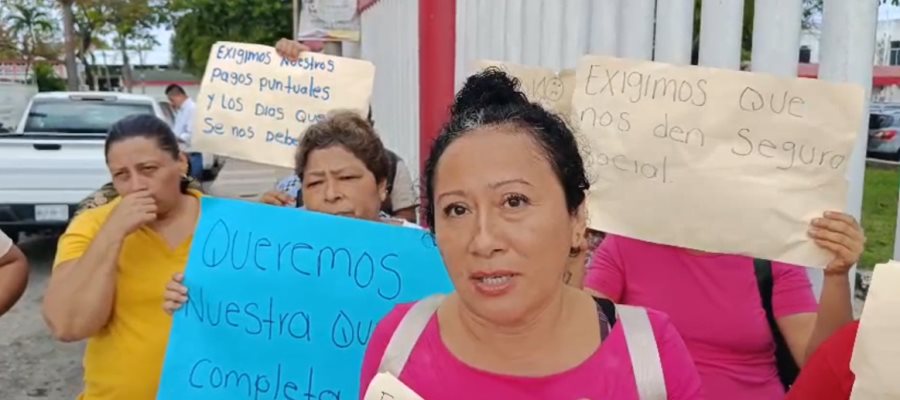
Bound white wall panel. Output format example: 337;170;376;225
360;0;420;176
455;0;607;87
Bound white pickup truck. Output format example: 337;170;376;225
0;92;286;242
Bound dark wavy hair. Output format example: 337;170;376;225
105;114;188;192
422;68;590;230
294;110;389;185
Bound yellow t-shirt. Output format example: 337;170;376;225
54;191;200;400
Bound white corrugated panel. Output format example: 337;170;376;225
360;0;421;179
455;0;622;87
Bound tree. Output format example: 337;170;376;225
5;3;54;82
0;24;21;60
34;60;66;91
59;0;79;90
102;0;168;92
72;0;112;90
170;0;292;75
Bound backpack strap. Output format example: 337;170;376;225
753;258;799;390
617;304;668;400
593;296;617;340
378;294;446;376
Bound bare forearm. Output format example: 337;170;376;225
805;273;853;362
0;250;28;315
43;227;123;341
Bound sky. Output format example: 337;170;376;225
93;26;172;66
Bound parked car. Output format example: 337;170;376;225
0;92;282;243
867;111;900;161
870;102;900;114
0;92;161;242
158;100;176;126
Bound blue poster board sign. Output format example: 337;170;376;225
157;197;453;400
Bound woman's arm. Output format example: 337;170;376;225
43;223;125;341
42;190;157;341
0;243;29;316
778;273;853;365
778;211;862;364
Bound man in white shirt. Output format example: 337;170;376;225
0;229;28;316
166;84;196;144
166;84;202;179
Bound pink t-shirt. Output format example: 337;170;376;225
585;235;818;400
359;301;704;400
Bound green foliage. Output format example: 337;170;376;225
861;165;899;269
34;61;66;91
5;3;55;55
171;0;292;75
0;25;19;59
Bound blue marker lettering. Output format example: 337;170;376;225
255;102;285;121
202;117;226;136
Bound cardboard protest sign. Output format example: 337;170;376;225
474;60;576;118
157;198;453;400
571;55;865;267
850;261;900;399
191;41;374;168
363;373;424;400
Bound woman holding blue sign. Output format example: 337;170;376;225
43;115;202;400
358;70;702;399
163;110;417;312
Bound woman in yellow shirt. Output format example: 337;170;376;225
42;114;201;400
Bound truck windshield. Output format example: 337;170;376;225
23;100;154;134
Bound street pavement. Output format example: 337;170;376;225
0;235;83;400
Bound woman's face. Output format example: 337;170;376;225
301;145;386;221
432;126;586;325
107;136;187;212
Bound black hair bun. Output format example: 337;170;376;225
452;68;531;116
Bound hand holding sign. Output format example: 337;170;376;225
163;273;187;316
275;38;312;61
572;55;865;267
808;211;865;275
191;41;375;168
363;373;424;400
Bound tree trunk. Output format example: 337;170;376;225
79;54;94;90
119;37;133;93
89;52;100;90
79;34;95;90
27;28;36;83
60;0;79;90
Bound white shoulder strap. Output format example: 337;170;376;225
378;294;446;376
617;304;668;400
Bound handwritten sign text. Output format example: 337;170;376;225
191;41;375;168
157;198;452;400
572;55;865;267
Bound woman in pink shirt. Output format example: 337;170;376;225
359;70;702;399
585;227;863;399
